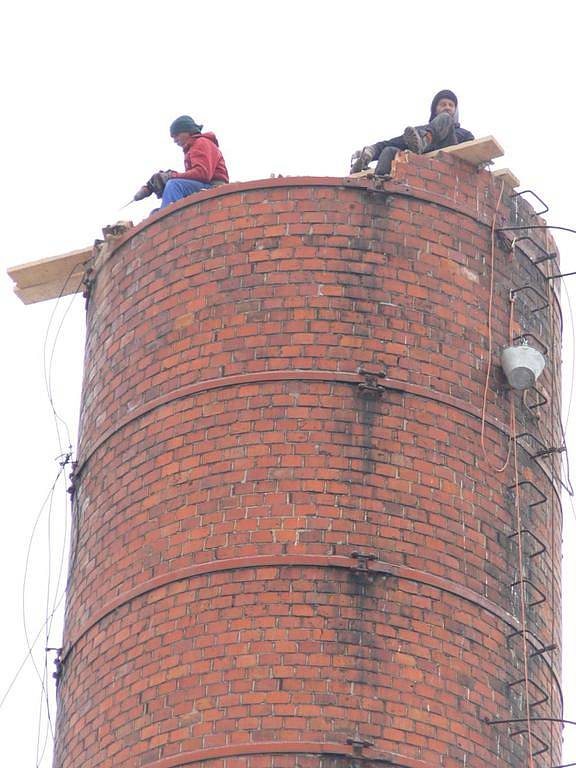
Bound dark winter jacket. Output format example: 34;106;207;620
370;122;473;159
368;90;474;160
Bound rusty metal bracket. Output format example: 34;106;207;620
346;737;374;756
82;264;94;305
46;647;63;686
67;460;79;503
350;551;377;575
357;369;387;397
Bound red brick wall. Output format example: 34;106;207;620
55;157;563;768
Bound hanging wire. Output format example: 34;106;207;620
560;273;576;500
561;274;576;436
2;449;75;767
44;452;72;642
21;465;68;692
36;268;84;764
38;460;72;763
556;240;576;766
0;589;67;712
19;459;70;767
35;506;55;768
4;267;85;767
42;457;73;764
35;659;51;768
42;267;84;456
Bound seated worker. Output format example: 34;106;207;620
350;89;474;176
161;115;229;208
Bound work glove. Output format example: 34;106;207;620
146;170;175;198
132;170;175;202
350;146;375;173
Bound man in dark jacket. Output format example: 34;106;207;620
161;115;229;208
350;89;474;176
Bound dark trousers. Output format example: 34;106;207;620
375;112;457;175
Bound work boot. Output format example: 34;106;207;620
403;126;425;154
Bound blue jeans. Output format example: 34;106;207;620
161;179;212;208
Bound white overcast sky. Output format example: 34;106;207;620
1;1;575;765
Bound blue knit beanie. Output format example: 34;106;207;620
169;115;203;136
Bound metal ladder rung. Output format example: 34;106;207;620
513;235;556;265
514;431;554;460
510;577;547;607
509;728;549;757
508;528;546;559
507;479;548;508
510;285;549;313
509;675;549;710
523;385;548;410
509;189;550;217
513;333;548;356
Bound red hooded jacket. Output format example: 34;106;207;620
172;132;229;184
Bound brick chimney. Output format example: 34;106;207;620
54;152;563;767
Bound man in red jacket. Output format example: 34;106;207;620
161;115;229;208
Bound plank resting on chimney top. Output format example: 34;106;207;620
7;246;92;304
425;135;504;164
348;136;505;178
492;167;520;189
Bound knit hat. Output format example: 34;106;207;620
169;115;203;136
429;90;458;122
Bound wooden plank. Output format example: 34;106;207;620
7;246;92;304
348;169;375;178
493;167;520;188
14;276;86;305
347;136;505;178
7;246;91;288
426;135;504;164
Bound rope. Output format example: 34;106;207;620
480;180;513;471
